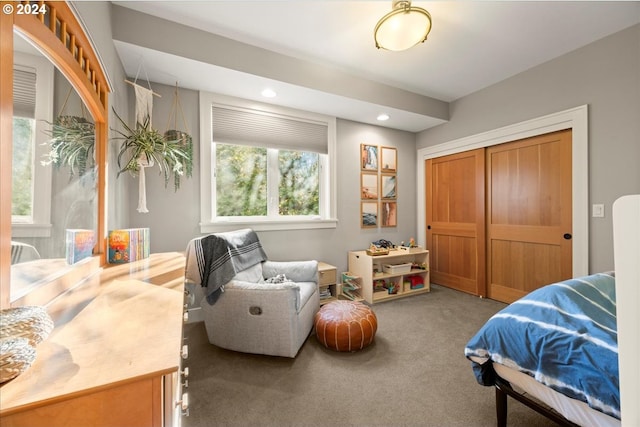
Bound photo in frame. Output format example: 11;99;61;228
381;201;397;227
361;201;378;228
381;174;397;199
361;172;378;199
361;144;378;171
381;146;397;172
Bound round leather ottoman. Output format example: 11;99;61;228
314;300;377;352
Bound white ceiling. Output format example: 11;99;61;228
112;1;640;132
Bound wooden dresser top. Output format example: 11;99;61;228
0;252;186;416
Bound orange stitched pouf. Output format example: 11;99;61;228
314;300;377;352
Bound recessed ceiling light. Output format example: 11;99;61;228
377;113;390;121
261;88;277;98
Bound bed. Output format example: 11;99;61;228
465;194;640;427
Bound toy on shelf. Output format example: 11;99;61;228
367;243;389;256
399;237;423;252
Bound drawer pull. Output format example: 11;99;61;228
181;344;189;360
181;367;189;378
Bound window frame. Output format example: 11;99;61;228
11;52;54;238
199;92;337;232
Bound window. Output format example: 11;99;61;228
215;144;320;217
200;92;337;232
11;53;54;237
12;115;35;220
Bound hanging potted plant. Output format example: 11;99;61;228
163;84;194;190
41;115;96;179
112;109;192;191
163;129;193;190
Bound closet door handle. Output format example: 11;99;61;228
427;225;431;230
563;233;572;240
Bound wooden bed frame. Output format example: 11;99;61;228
495;377;580;427
490;194;639;427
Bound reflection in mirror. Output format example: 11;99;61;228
10;32;98;302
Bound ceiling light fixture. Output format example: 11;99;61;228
374;0;432;51
377;113;390;121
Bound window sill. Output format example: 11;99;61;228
11;222;52;238
200;218;338;233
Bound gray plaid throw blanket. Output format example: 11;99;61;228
186;229;267;304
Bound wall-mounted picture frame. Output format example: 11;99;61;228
361;144;378;171
381;201;397;227
381;146;397;172
361;172;378;200
381;174;397;199
361;201;378;228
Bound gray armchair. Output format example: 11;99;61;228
185;230;319;358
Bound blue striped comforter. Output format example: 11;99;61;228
464;273;619;419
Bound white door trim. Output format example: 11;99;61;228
417;105;588;277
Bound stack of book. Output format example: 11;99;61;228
65;229;96;265
319;287;333;301
340;272;362;301
108;228;150;264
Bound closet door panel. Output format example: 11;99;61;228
487;130;572;303
426;148;485;296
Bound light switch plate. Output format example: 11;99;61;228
592;204;605;218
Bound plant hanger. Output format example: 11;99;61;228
163;82;193;188
164;82;189;135
123;59;163;213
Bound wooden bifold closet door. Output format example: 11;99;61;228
426;130;573;303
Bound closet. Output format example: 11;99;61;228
426;129;573;303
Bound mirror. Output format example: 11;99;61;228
10;31;98;301
1;2;110;309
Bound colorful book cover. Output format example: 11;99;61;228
66;229;95;265
108;228;150;263
108;229;130;263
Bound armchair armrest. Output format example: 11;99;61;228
262;260;318;283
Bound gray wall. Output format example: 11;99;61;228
417;24;640;273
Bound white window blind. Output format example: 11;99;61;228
13;67;37;119
211;105;328;154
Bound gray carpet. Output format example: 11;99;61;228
182;285;560;426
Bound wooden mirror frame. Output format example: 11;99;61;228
0;1;109;308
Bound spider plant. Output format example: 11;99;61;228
164;129;193;190
112;109;192;191
41;115;95;179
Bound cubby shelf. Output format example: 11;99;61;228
348;249;430;304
